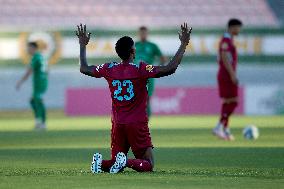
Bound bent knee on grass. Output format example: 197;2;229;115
143;147;154;168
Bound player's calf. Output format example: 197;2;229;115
127;158;153;172
126;147;154;172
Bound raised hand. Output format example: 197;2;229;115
178;23;192;46
76;24;91;46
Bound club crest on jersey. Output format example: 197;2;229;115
146;65;154;72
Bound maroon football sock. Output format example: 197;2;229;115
127;159;153;172
220;103;229;128
102;159;115;172
220;102;238;128
227;102;238;115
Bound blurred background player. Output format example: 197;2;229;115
16;42;48;130
213;18;243;140
135;26;167;117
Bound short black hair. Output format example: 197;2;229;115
228;18;243;27
28;42;38;49
115;36;134;61
139;26;148;31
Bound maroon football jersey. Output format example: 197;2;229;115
92;61;158;124
217;32;238;80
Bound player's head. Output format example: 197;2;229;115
138;26;148;42
27;42;38;55
115;36;135;61
227;18;242;36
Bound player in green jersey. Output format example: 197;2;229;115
135;26;167;117
16;42;48;130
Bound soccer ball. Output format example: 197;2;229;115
243;125;259;140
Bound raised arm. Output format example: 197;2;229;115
155;23;192;78
159;55;167;66
76;24;96;77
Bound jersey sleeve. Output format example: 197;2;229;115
220;39;231;52
139;61;158;79
92;63;108;78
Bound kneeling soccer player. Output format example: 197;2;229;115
76;23;192;173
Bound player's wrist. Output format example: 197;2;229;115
180;42;187;46
80;43;87;48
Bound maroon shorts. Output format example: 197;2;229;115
110;121;153;159
218;78;238;98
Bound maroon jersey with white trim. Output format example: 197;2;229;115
93;61;158;124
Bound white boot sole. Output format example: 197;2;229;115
91;153;103;174
110;152;127;174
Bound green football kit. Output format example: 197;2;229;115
30;52;48;123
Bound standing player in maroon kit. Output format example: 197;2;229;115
76;23;192;173
213;19;242;141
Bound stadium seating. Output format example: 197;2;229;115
0;0;279;28
267;0;284;26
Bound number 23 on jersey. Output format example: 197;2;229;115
112;80;134;101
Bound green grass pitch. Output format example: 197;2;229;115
0;111;283;189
